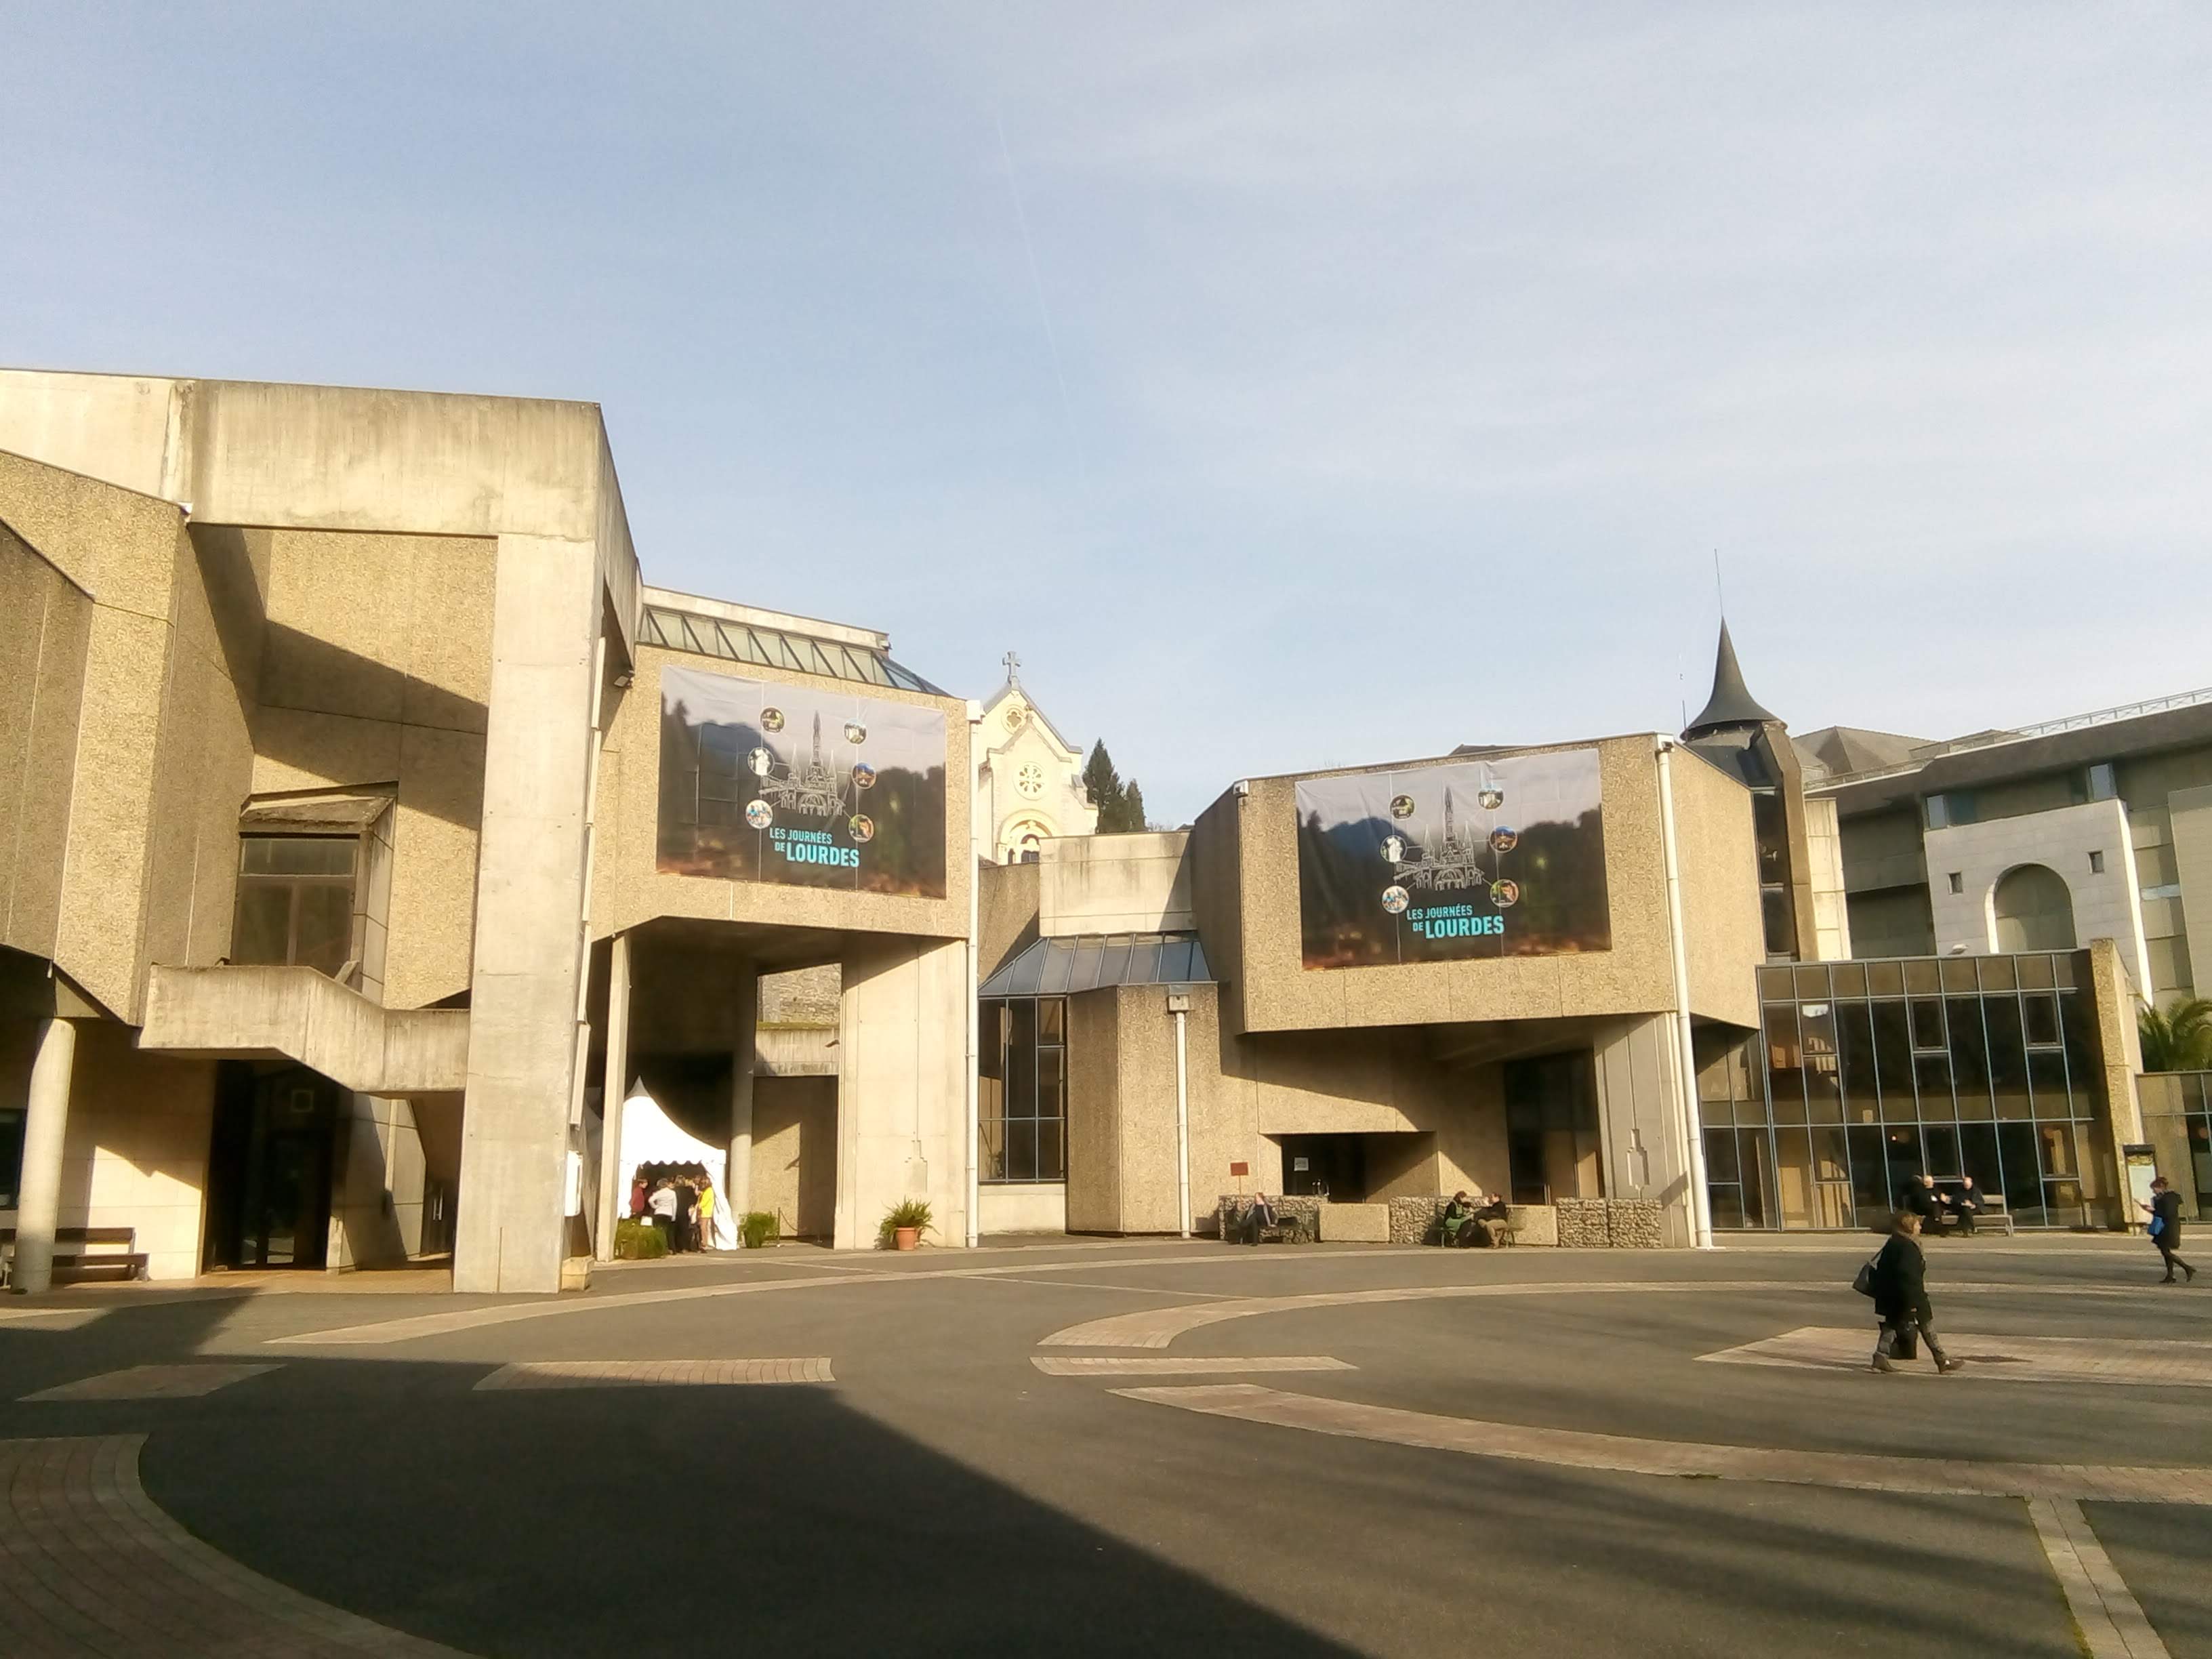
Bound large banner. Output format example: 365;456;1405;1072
657;666;948;898
1294;749;1610;968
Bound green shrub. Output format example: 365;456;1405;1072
741;1210;779;1249
878;1197;934;1248
615;1218;667;1260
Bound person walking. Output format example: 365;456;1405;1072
1866;1210;1961;1374
2140;1176;2196;1284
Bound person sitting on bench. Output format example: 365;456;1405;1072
1243;1193;1279;1244
1439;1191;1473;1246
1944;1176;1984;1236
1471;1193;1513;1248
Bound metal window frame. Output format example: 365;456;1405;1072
977;993;1069;1185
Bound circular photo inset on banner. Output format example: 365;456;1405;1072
1380;834;1406;863
761;708;785;733
1380;885;1410;915
1389;794;1416;819
848;814;875;844
747;746;774;777
1477;786;1505;811
852;762;876;790
745;800;774;830
1488;827;1519;853
1490;879;1520;907
844;720;867;745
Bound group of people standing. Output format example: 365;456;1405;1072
632;1172;718;1253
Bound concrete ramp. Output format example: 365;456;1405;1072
140;963;468;1092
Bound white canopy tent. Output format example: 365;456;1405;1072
617;1082;737;1250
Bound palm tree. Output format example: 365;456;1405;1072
2138;996;2212;1072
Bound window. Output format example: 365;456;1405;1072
1947;872;1963;895
977;996;1067;1181
2087;850;2105;875
0;1107;23;1209
2087;762;2116;802
1504;1052;1602;1204
232;836;356;977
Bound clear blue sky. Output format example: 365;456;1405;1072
6;5;2208;823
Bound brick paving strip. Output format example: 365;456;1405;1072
1116;1385;2199;1659
472;1358;832;1390
1038;1279;2188;1350
1700;1327;2212;1387
0;1434;470;1656
1031;1355;1353;1377
21;1364;279;1403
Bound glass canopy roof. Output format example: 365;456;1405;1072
979;933;1214;998
639;605;946;695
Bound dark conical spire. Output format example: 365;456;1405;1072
1683;621;1779;739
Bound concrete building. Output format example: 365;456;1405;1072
0;369;972;1291
1798;688;2212;1009
0;367;2165;1284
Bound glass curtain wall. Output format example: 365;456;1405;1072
2139;1071;2212;1224
977;996;1068;1183
1702;951;2111;1229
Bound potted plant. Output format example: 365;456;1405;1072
880;1197;933;1251
741;1210;779;1250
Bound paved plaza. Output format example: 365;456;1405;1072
3;1237;2209;1657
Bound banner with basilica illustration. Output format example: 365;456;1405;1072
657;666;947;898
1294;750;1610;968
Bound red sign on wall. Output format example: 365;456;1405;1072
1229;1162;1250;1177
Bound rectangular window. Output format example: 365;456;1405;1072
1947;871;1963;895
978;995;1067;1183
2088;850;2105;875
232;836;357;977
0;1107;23;1208
2087;762;2116;802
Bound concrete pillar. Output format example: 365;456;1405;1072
593;932;632;1263
726;963;758;1227
12;1017;80;1294
454;533;601;1294
836;936;969;1250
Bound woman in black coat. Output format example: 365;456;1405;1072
1870;1210;1961;1374
2142;1176;2196;1284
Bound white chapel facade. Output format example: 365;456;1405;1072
975;655;1097;863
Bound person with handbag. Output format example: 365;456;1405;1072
1859;1210;1962;1374
2140;1176;2196;1284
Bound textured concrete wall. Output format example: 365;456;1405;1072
1801;794;1854;962
1065;986;1123;1232
978;859;1042;982
0;520;91;964
592;649;971;946
1222;737;1698;1036
140;964;470;1093
749;1075;836;1239
835;934;970;1249
248;527;493;1008
1926;800;2148;994
976;1181;1068;1234
328;1092;430;1269
0;1017;215;1281
1666;745;1765;1029
1039;832;1194;937
1590;1012;1696;1246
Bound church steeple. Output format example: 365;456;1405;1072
1682;621;1779;740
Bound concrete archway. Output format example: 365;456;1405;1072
1991;863;2076;951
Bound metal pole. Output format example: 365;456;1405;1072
1655;739;1715;1249
965;702;983;1248
1173;1004;1191;1239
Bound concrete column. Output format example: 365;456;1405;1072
836;937;969;1250
12;1017;80;1294
454;533;600;1294
726;962;758;1229
593;932;632;1263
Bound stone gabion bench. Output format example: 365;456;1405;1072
1215;1194;1322;1242
1387;1196;1559;1246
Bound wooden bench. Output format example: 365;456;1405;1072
1;1227;150;1286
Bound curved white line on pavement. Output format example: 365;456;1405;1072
1111;1382;2212;1505
1038;1279;2183;1349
